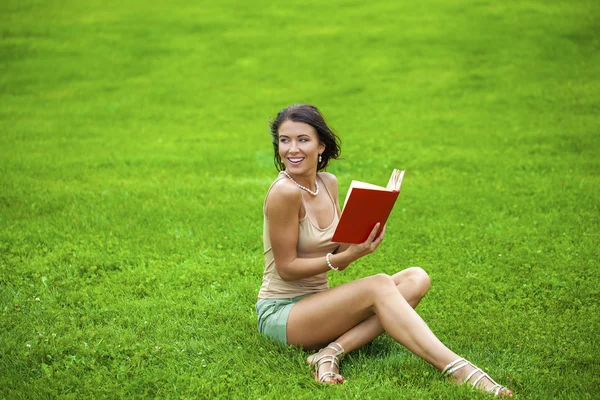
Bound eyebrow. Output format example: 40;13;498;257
279;134;311;138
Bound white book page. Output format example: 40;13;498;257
393;169;405;191
386;169;406;190
386;169;397;190
350;181;388;191
342;170;405;208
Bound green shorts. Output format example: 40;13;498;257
256;294;313;345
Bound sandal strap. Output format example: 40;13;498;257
446;360;471;375
489;383;504;395
464;367;483;384
312;342;345;383
442;358;465;375
325;342;345;357
443;357;508;396
442;358;478;376
319;371;337;382
314;354;340;367
472;371;491;387
315;355;340;382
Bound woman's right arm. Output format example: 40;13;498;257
267;180;384;281
267;180;333;281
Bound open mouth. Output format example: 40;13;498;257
287;157;305;166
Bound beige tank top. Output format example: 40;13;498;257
258;173;340;299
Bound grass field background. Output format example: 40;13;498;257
1;0;599;398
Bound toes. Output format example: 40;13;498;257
316;374;344;384
328;375;344;384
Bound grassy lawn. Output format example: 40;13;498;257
1;0;599;398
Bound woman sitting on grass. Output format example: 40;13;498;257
256;103;513;397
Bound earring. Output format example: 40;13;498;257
318;153;322;162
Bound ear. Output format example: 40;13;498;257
318;141;326;155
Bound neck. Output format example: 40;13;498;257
283;170;318;191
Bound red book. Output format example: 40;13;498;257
332;169;405;244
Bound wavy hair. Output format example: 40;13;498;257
269;104;341;172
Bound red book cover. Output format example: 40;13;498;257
332;169;405;244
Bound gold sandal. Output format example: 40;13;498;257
442;358;513;397
310;342;345;383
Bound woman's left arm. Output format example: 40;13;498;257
321;172;350;254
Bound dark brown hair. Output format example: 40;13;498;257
269;104;341;172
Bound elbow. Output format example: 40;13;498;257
279;271;293;282
274;256;297;281
276;266;293;281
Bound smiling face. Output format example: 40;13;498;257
278;120;325;176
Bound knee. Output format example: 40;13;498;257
369;273;399;295
410;266;431;294
370;274;396;292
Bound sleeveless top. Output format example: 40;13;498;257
258;173;340;299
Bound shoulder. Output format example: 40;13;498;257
265;178;302;220
318;172;338;187
266;177;302;206
318;172;339;193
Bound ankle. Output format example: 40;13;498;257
442;357;513;397
324;341;345;356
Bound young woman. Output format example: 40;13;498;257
256;104;513;397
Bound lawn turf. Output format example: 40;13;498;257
1;0;599;398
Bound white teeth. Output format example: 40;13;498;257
288;158;304;162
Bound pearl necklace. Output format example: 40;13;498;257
283;170;319;196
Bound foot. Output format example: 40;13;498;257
306;342;345;384
443;358;513;397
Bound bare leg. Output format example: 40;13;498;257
289;272;453;368
305;267;429;383
287;272;512;396
330;267;431;353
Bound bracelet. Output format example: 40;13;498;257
326;253;338;271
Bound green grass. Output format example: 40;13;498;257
1;0;599;398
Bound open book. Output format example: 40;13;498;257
332;169;405;244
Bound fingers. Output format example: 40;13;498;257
350;223;384;259
366;222;381;243
372;230;384;249
379;224;386;239
362;222;385;253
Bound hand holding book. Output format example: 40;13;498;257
332;169;405;244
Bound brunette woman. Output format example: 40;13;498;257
256;104;513;397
